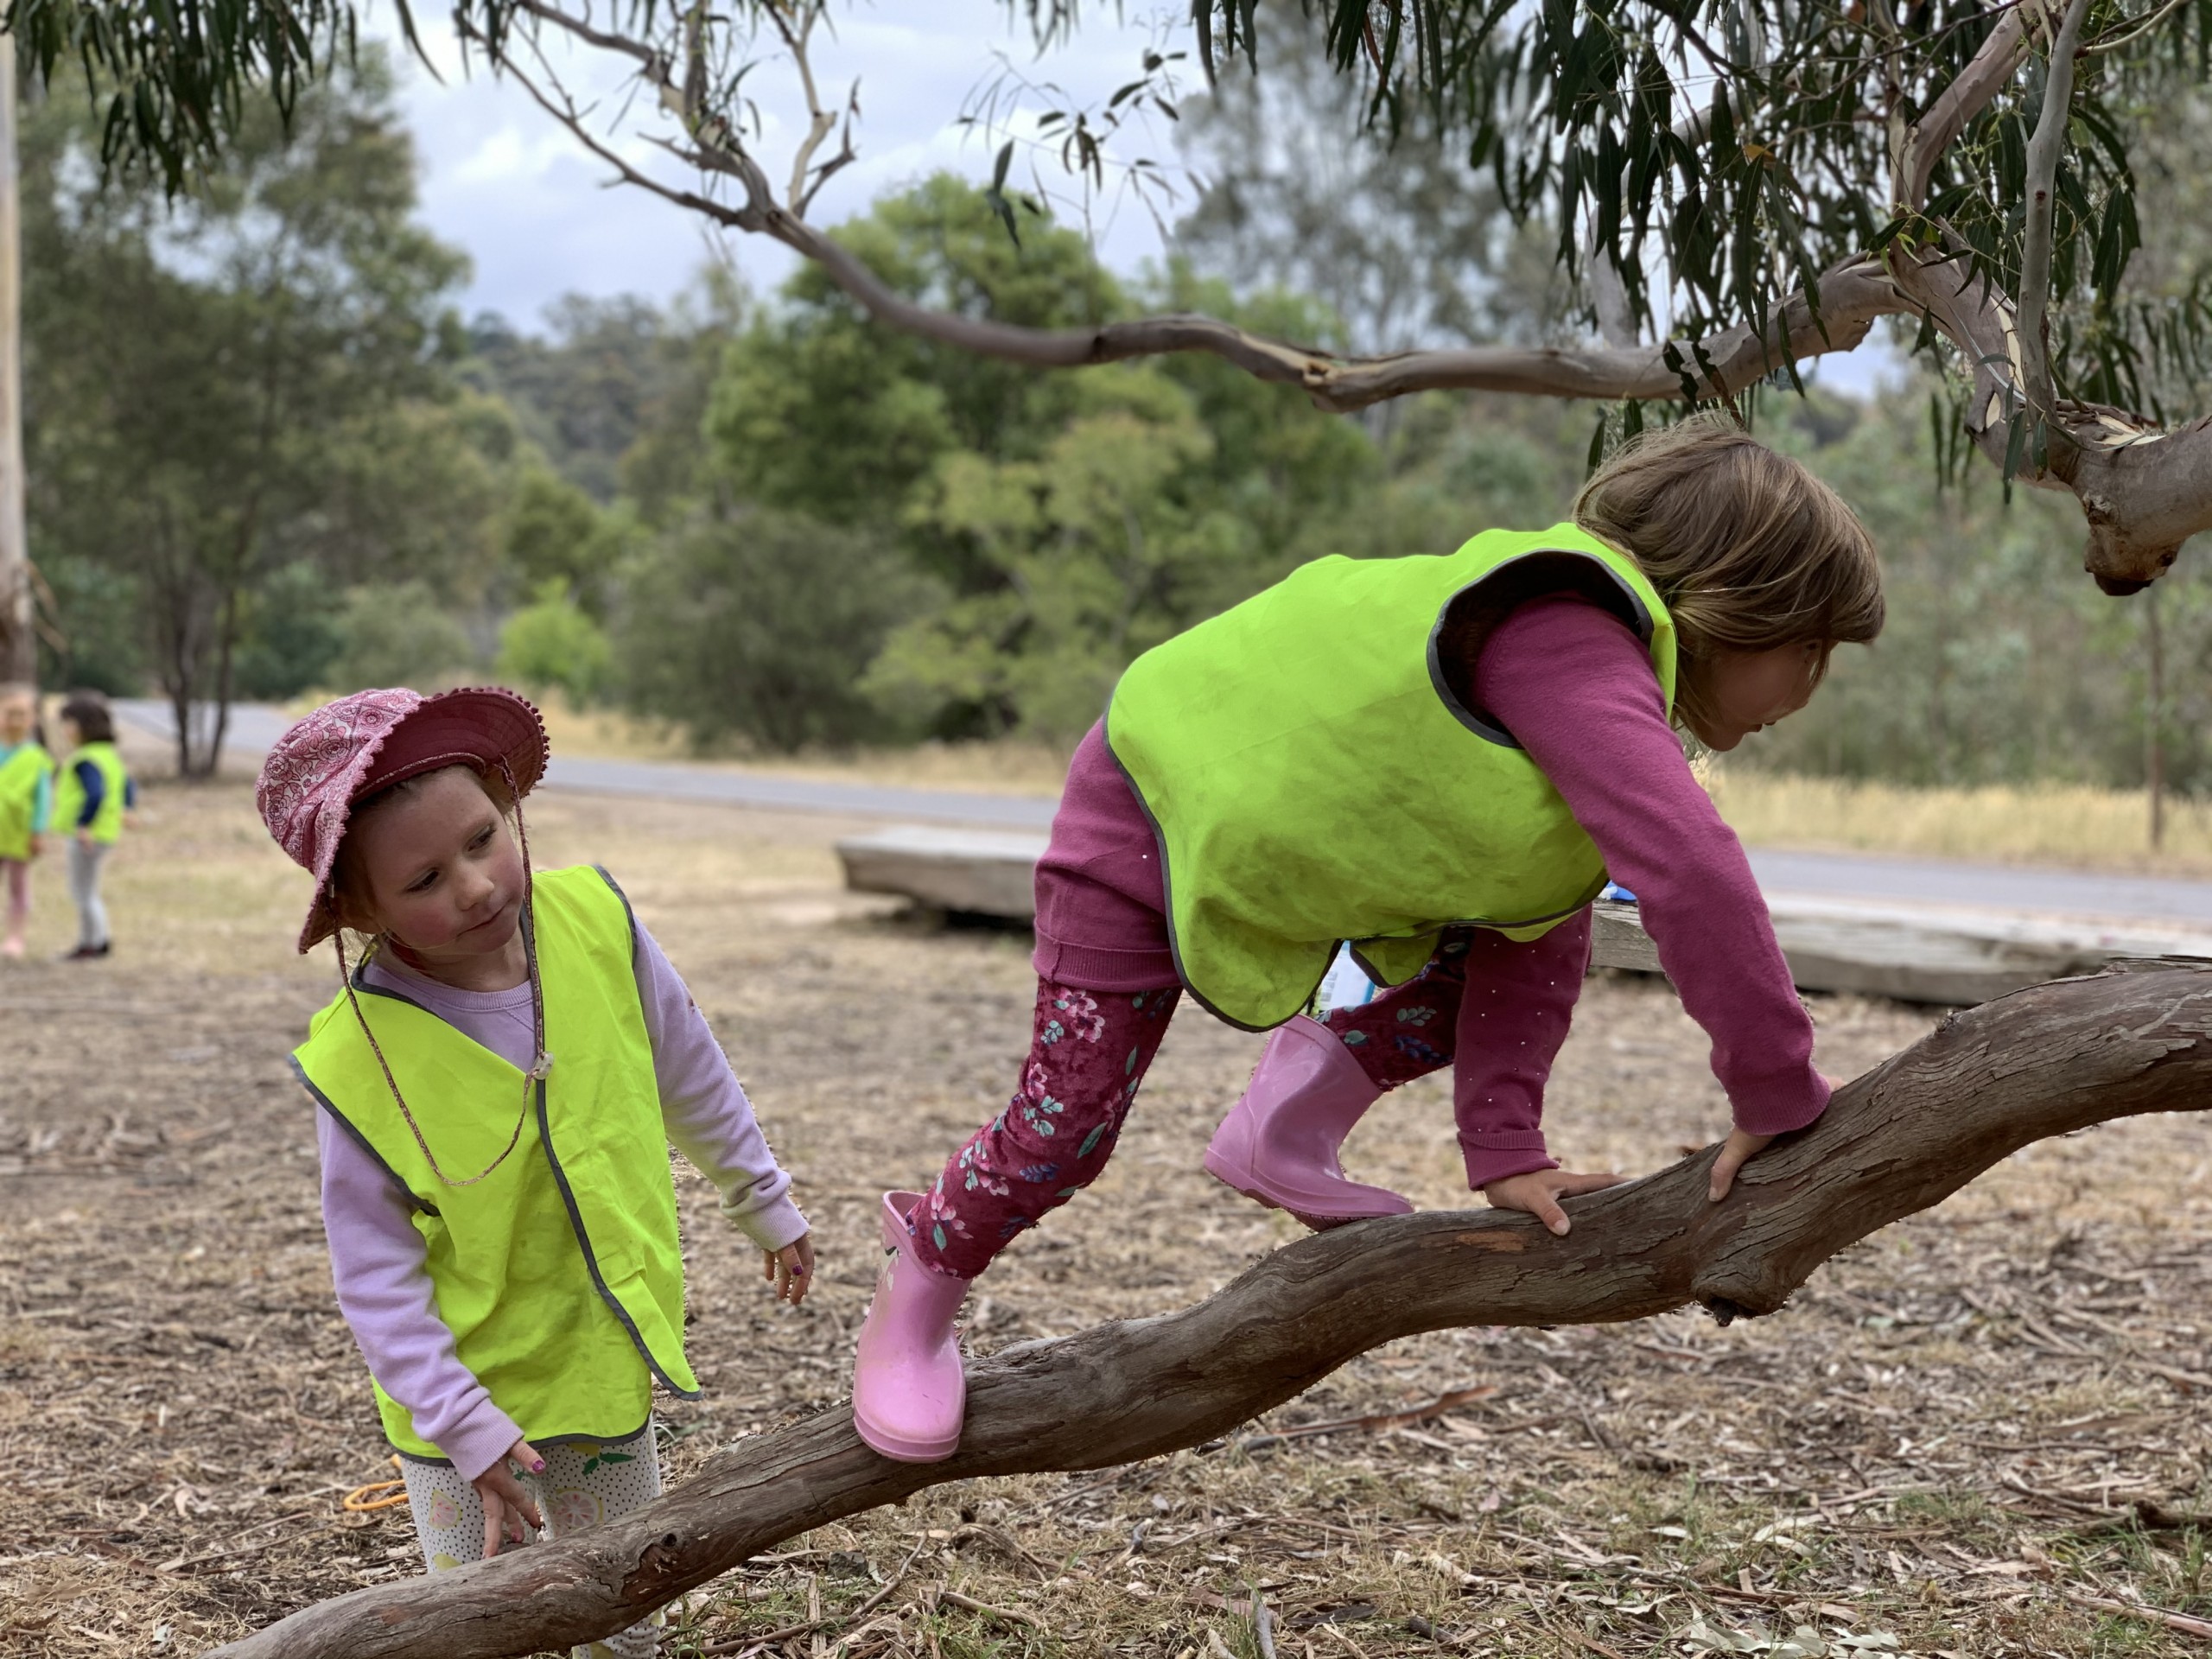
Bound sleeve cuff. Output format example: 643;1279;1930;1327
440;1402;527;1484
724;1192;810;1254
1729;1067;1832;1137
1459;1132;1559;1193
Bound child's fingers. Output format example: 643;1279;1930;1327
1554;1170;1624;1196
1531;1192;1571;1236
1708;1131;1773;1202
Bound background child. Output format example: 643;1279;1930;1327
851;416;1881;1465
53;692;133;961
0;683;54;959
257;687;813;1659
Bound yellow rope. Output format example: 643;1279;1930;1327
341;1455;410;1512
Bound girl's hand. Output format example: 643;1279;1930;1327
764;1235;813;1306
1709;1076;1840;1202
1707;1130;1773;1201
1481;1167;1625;1236
473;1437;545;1559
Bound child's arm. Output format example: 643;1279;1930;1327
1477;595;1829;1189
72;759;101;841
316;1113;531;1481
1452;912;1625;1234
625;915;812;1302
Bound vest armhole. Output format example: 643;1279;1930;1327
289;1053;440;1217
590;864;642;971
1428;550;1656;747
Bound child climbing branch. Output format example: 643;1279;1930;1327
854;416;1880;1464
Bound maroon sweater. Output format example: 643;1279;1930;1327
1030;593;1828;1159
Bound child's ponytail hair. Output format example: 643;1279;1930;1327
1573;414;1883;730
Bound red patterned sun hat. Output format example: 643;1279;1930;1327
256;686;549;954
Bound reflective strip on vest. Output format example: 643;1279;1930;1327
0;744;53;861
54;742;126;844
1106;524;1677;1030
292;864;696;1461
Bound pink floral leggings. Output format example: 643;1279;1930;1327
909;932;1516;1280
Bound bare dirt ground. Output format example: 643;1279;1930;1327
3;778;2210;1659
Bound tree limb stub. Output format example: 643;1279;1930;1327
203;963;2212;1659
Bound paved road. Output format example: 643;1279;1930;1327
116;699;2212;926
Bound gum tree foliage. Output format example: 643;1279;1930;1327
25;0;2212;593
18;48;479;774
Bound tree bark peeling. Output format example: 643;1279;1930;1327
203;962;2212;1659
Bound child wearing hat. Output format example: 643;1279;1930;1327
257;687;813;1659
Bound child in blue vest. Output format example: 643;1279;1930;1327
258;687;812;1659
851;416;1881;1465
0;683;54;959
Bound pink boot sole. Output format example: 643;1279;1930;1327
851;1191;971;1463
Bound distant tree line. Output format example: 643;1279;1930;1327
21;41;2210;795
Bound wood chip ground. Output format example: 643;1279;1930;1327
3;780;2209;1657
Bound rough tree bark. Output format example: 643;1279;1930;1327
204;959;2212;1659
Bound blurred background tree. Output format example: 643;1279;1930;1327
10;25;2211;817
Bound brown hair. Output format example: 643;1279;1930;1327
1573;415;1884;733
327;762;518;936
58;692;116;746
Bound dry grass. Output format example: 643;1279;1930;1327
4;777;2209;1659
280;688;2212;875
1707;771;2212;879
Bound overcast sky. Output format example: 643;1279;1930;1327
367;1;1889;393
374;2;1195;327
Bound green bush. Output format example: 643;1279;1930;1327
330;581;478;691
235;561;345;700
615;508;929;752
497;582;612;702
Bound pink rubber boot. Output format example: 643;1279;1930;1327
852;1191;971;1463
1203;1015;1414;1230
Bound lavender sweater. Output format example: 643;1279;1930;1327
315;909;806;1481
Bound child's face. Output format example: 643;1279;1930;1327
0;695;31;744
1689;640;1823;752
345;768;526;968
59;717;82;750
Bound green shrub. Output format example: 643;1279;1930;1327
497;582;612;702
615;508;928;751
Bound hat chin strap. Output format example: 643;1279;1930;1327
328;759;548;1188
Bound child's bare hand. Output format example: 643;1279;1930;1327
473;1437;544;1559
1709;1076;1841;1202
764;1235;813;1306
1707;1129;1774;1201
1481;1167;1624;1236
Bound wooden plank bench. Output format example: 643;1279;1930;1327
836;826;2212;1007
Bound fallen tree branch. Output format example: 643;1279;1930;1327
203;960;2212;1659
